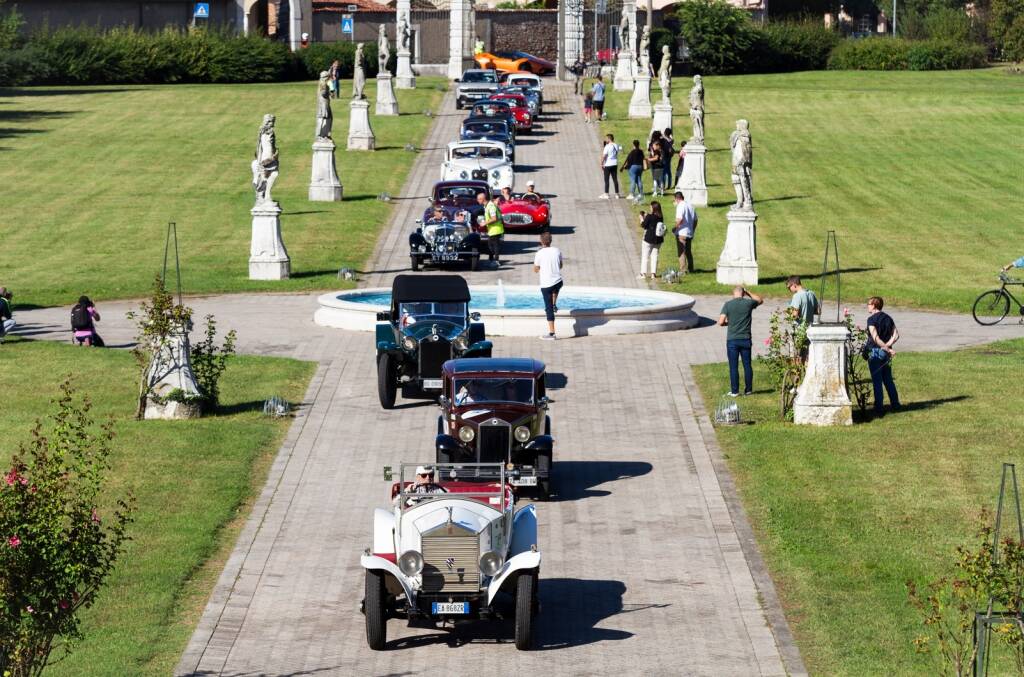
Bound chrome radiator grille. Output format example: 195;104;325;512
421;532;480;593
503;213;532;225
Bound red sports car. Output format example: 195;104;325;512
498;192;551;231
488;93;532;133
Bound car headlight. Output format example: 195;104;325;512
402;336;416;351
524;113;531;120
460;170;468;179
479;551;504;577
491;170;500;179
458;426;476;443
398;550;424;576
453;335;468;351
514;425;531;443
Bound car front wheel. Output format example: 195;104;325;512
411;255;420;272
514;571;537;650
365;569;388;650
377;354;397;409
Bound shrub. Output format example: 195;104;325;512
649;27;675;70
295;41;381;80
924;6;973;42
751;21;840;72
990;0;1024;61
0;0;23;50
673;0;758;74
828;37;987;70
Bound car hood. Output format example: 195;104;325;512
447;158;509;171
461;131;513;145
402;319;466;342
454;405;536;425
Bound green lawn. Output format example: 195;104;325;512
0;79;445;308
598;69;1024;312
0;338;315;675
693;339;1024;675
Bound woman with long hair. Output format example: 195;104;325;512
71;295;103;347
637;201;665;280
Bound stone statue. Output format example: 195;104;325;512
658;44;672;102
377;24;390;73
638;26;650;71
315;71;333;140
688;74;705;143
618;8;629;53
251;114;279;205
398;14;410;52
353;43;366;99
730;119;753;211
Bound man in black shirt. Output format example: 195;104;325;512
865;296;901;415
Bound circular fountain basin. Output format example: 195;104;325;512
314;285;699;336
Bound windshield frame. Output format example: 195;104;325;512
452;377;535;406
398;301;468;327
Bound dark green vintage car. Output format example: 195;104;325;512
375;275;492;409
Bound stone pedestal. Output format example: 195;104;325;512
309;139;343;201
347;99;375;151
144;329;203;420
376;73;399;115
249;201;290;280
716;209;758;285
651;101;672;138
396;51;416;89
676;141;707;207
628;73;652;118
794;324;854;426
613;51;634;91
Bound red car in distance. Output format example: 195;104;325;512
488;93;533;133
499;191;551;231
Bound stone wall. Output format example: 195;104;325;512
13;0;240;31
477;9;558;62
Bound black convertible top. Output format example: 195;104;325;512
391;274;471;304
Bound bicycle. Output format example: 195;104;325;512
972;272;1024;326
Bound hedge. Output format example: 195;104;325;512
827;37;988;70
749;22;840;73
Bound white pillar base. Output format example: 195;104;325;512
347;99;376;151
395;52;416;88
376;73;399;116
651;101;672;138
249;201;290;280
676;141;707;207
309;139;343;201
794;324;854;426
613;51;634;90
716;209;758;286
628;74;652;118
144;330;203;420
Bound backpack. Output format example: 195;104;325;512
70;304;92;331
655;221;667;237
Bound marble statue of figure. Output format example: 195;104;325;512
638;26;651;71
251;114;279;205
377;24;390;73
618;8;629;52
658;45;672;102
688;74;705;143
398;15;410;52
353;43;366;99
730;119;753;211
315;71;333;139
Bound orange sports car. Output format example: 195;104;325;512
474;51;555;75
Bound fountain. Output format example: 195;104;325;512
314;284;700;337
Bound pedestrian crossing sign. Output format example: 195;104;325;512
194;2;210;18
341;16;354;34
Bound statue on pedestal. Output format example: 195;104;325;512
618;8;629;52
730;119;753;211
315;71;333;140
638;25;651;72
398;15;410;52
658;45;672;102
251;113;279;205
353;43;366;99
688;74;704;143
377;24;391;73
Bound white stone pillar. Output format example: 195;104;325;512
250;202;291;279
627;1;638;76
376;73;399;115
614;0;637;90
564;0;584;69
448;0;474;80
794;324;854;426
628;72;652;118
347;99;376;150
651;100;672;138
395;0;416;89
716;209;758;285
309;139;343;201
676;142;707;206
288;0;303;52
144;328;203;420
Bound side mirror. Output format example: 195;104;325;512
383;465;393;481
454;78;461;82
438;395;450;409
470;311;481;321
538;396;551;407
376;311;391;322
426;197;434;204
415;219;423;225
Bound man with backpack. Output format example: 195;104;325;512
71;295;104;347
0;287;14;342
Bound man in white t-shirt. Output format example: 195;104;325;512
532;231;564;340
599;133;621;199
672;191;697;275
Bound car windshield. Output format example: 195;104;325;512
453;378;534;405
399;302;467;326
472;103;510;117
464;122;507;136
508;78;534;87
436;186;485;200
462;71;497;83
452;145;504;160
494;96;526;107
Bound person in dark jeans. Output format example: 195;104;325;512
717;286;763;396
864;295;901;415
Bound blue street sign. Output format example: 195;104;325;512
194;2;210;19
341;16;354;34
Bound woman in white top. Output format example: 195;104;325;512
533;231;564;340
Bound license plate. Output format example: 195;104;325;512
432;602;468;615
513;476;537;487
422;379;442;390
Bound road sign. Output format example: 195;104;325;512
194;2;209;19
341;15;354;34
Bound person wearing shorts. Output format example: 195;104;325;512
590;76;605;120
533;231;564;340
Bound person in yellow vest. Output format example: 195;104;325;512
478;192;505;266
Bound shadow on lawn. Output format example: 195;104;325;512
708;194;809;208
0;87;143;98
758;267;882;285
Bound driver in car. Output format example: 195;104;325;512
455;381;482;405
397;465;448;506
427;204;445;223
523;180;539;198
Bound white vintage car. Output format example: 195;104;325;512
361;462;541;650
441;140;514;192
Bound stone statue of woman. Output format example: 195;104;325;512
398;15;410;52
688;74;705;143
658;45;672;102
377;24;390;73
315;71;332;140
638;26;651;72
618;8;629;53
352;43;366;99
251;114;279;205
730;119;753;211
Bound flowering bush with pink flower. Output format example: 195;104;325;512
0;379;134;676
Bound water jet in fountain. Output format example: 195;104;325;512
496;279;506;308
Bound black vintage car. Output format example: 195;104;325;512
375;275;492;409
422;180;490;224
435;357;554;498
410;218;483;272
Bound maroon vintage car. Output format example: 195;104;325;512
423;180;491;224
435;357;554;499
488;93;533;133
499;191;551;231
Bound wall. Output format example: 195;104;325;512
13;0;240;31
477;9;558;61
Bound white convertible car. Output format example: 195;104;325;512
441;140;514;192
361;462;541;650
